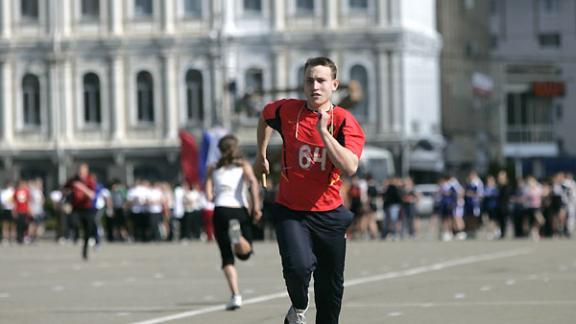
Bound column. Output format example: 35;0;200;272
61;58;74;141
390;51;403;134
272;49;287;98
60;0;72;36
0;0;12;38
324;0;338;29
376;50;390;134
162;0;175;34
272;0;286;31
208;49;222;128
110;53;126;140
161;51;178;140
376;0;388;27
48;60;59;141
1;59;14;144
389;0;401;26
222;0;236;33
109;0;124;35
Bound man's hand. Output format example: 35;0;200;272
253;155;270;180
316;110;330;134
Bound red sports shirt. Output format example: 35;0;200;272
13;187;30;215
263;99;365;211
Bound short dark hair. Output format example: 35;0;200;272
304;57;337;80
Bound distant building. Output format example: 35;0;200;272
490;0;576;177
437;0;501;178
0;0;442;189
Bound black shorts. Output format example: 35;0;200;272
213;207;253;268
1;210;13;222
114;209;127;227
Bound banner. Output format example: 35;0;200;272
199;127;229;183
179;130;200;186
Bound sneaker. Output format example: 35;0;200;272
225;294;242;310
455;232;467;241
284;306;307;324
228;219;241;245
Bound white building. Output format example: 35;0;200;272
0;0;441;188
490;0;576;177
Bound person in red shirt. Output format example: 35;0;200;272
254;57;365;324
13;179;31;244
63;163;96;260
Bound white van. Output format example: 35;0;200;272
357;146;395;181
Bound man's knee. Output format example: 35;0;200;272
284;264;313;284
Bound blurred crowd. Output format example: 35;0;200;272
1;170;575;246
341;171;576;242
0;178;217;246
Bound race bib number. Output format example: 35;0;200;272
299;145;326;171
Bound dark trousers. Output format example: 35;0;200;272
75;208;96;259
181;212;192;239
273;204;353;324
190;210;203;239
16;213;29;244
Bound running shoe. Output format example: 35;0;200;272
284;306;307;324
228;219;241;245
226;294;242;310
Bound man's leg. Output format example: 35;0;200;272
274;206;315;310
310;205;353;324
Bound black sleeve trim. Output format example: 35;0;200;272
336;118;346;147
265;104;283;132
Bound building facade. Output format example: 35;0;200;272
0;0;441;189
489;0;576;177
437;0;501;178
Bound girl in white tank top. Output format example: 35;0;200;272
204;134;262;311
212;166;249;208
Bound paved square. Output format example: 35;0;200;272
1;239;575;323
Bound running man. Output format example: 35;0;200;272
254;57;365;324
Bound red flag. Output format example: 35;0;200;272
179;130;200;186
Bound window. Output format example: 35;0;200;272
133;165;161;182
296;0;314;13
83;73;101;125
81;0;100;19
464;41;480;57
183;0;202;17
463;0;475;10
245;68;263;95
185;70;204;123
539;0;560;14
135;0;153;17
22;74;41;127
489;0;498;15
21;0;39;21
349;0;368;10
538;33;561;48
490;34;498;49
244;0;262;13
136;71;154;123
506;92;554;142
349;65;369;120
238;68;263;118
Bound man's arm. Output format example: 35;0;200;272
254;115;272;178
243;161;262;223
73;181;96;200
317;111;359;176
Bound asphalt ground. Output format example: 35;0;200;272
1;238;575;324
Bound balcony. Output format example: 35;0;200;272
504;125;558;158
